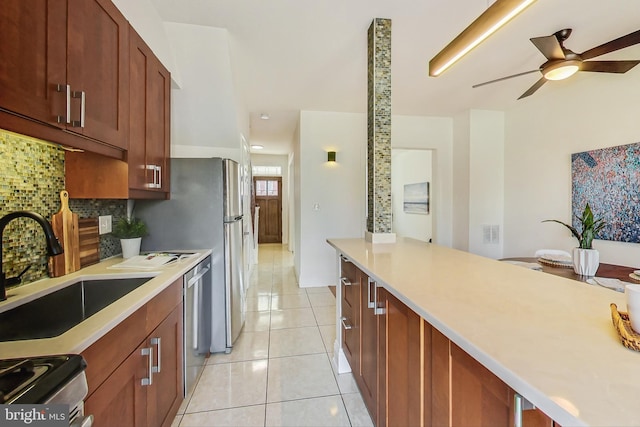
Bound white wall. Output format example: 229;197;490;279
452;111;471;251
164;23;242;157
251;153;290;245
112;0;181;86
296;111;367;287
391;149;433;242
391;115;454;247
467;110;505;259
504;73;640;267
293;112;454;287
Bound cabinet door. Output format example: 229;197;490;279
84;341;148;427
129;27;171;195
0;0;67;127
67;0;129;148
450;343;514;427
147;304;184;427
340;257;360;372
146;55;171;192
378;288;421;427
358;270;378;423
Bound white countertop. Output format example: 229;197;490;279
327;237;639;427
0;250;211;359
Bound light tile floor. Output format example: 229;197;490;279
173;244;374;427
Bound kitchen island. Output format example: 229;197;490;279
328;237;638;427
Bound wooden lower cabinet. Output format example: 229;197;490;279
357;269;378;423
340;256;360;374
84;340;148;426
377;287;421;427
83;279;183;427
340;256;560;427
147;307;184;427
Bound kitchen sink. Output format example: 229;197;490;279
0;277;153;341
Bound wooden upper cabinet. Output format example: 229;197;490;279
0;0;67;127
128;27;170;196
0;0;129;154
67;0;129;149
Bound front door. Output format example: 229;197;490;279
254;177;282;243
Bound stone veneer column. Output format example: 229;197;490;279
366;18;395;243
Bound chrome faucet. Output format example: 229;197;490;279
0;211;64;301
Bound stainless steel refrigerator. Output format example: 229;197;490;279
136;158;245;353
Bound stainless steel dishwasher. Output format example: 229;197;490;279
183;256;211;397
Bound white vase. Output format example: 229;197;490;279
121;237;142;259
572;247;599;276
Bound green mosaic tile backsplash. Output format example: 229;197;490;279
0;129;126;290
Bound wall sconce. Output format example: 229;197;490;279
429;0;537;76
327;151;337;162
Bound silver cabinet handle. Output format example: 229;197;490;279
340;254;351;263
70;414;93;427
367;277;375;309
156;165;162;188
71;90;85;127
56;84;71;124
141;347;154;386
374;283;385;315
340;277;351;287
145;165;157;188
340;316;352;330
151;337;162;373
514;393;523;427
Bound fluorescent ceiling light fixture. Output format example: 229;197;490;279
251;144;264;150
429;0;537;76
260;113;270;120
543;61;580;80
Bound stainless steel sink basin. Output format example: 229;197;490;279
0;277;153;341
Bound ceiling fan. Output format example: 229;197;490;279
473;28;640;99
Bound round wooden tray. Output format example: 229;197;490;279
610;303;640;352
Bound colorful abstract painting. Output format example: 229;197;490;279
572;143;640;242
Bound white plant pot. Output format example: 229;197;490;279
121;237;142;259
573;248;599;277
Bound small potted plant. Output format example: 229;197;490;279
112;217;148;258
543;203;606;276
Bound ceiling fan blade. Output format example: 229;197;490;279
530;35;565;60
581;29;640;60
518;77;547;100
472;69;539;88
580;60;640;73
580;61;640;73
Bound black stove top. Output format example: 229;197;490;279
0;355;86;404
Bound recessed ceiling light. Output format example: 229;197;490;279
260;113;270;120
251;144;264;150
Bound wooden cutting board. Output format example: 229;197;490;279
78;218;100;267
49;190;81;276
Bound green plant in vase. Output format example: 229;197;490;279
112;217;147;258
543;203;606;276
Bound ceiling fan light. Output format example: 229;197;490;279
429;0;537;76
543;62;580;81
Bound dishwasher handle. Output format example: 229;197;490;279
187;265;211;287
